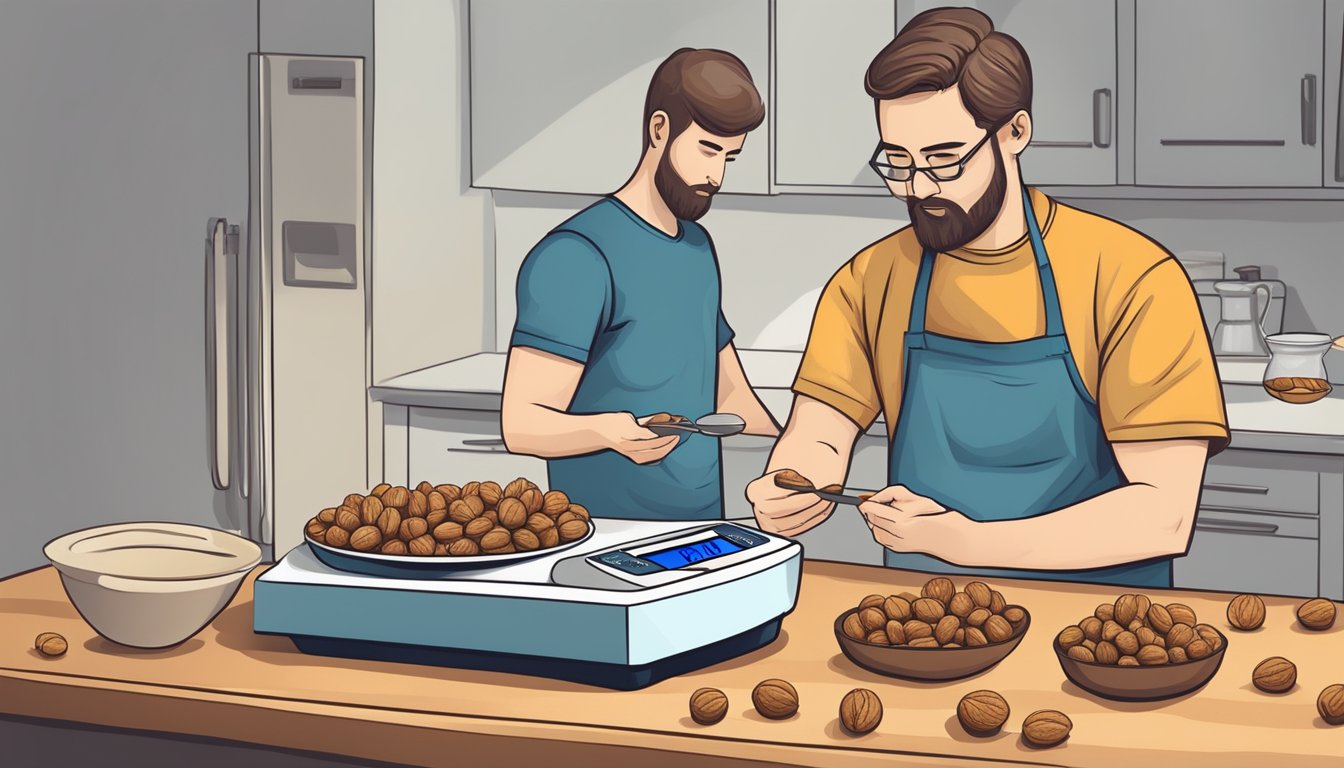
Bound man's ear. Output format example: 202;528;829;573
648;110;670;150
1000;110;1032;155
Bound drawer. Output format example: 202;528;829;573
407;407;548;488
1192;506;1318;540
1200;449;1319;516
1175;510;1319;598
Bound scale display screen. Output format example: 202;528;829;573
641;535;744;569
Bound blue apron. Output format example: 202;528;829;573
884;187;1172;587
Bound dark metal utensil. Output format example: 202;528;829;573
645;413;746;438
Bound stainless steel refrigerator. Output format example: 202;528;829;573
223;53;371;560
0;0;371;572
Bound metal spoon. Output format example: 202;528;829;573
646;413;746;437
693;413;747;436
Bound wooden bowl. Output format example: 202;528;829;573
1053;627;1229;701
833;606;1030;681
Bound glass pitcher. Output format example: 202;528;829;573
1262;333;1333;404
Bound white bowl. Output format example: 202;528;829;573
44;522;262;649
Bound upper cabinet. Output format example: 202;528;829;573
1329;0;1344;188
468;0;770;196
773;0;894;190
1135;0;1324;186
897;1;1118;186
469;0;1342;195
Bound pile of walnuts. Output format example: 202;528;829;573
1056;593;1222;666
305;478;591;557
841;577;1027;648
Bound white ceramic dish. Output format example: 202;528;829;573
304;523;596;577
44;522;262;648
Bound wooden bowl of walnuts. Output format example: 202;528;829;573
1053;593;1228;701
303;478;594;577
834;578;1031;681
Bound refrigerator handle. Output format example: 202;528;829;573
206;218;234;490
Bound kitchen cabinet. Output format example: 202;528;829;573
402;407;547;488
896;0;1118;186
1174;448;1344;600
1327;0;1344;188
721;434;775;520
1136;0;1324;186
773;0;895;190
469;0;770;195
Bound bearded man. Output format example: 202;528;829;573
747;8;1229;587
502;48;779;521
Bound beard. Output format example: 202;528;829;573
655;150;718;222
907;140;1008;253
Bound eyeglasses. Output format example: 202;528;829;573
869;130;994;183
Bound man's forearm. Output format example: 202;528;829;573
939;483;1193;570
502;403;610;459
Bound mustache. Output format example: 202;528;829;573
910;197;964;214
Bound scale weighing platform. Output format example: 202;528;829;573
254;519;802;690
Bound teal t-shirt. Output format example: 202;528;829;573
510;197;733;520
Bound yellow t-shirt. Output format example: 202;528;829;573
794;188;1230;453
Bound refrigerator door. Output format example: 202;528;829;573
249;54;371;557
0;1;255;573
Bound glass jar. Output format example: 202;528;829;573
1262;333;1333;404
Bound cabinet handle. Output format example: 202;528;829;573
1033;140;1094;148
1093;88;1112;148
1336;28;1344;180
1160;139;1285;147
1195;517;1280;535
1302;74;1318;146
1202;482;1270;495
456;438;508;453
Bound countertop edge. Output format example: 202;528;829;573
370;388;1344;455
0;672;948;768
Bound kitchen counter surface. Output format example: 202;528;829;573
3;564;1342;767
371;352;1344;454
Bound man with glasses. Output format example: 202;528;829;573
747;7;1228;587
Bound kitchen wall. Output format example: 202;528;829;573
372;0;493;384
363;1;1344;380
489;193;1344;371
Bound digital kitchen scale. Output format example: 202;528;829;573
253;519;802;690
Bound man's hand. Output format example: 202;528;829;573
857;485;969;558
591;412;680;465
747;470;835;536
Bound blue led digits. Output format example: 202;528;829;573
642;536;743;569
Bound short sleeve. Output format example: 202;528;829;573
716;310;734;351
510;231;611;363
792;255;882;429
1097;258;1230;453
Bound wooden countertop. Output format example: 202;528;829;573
2;562;1342;768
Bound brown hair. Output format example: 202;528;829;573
865;7;1031;129
642;48;765;151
